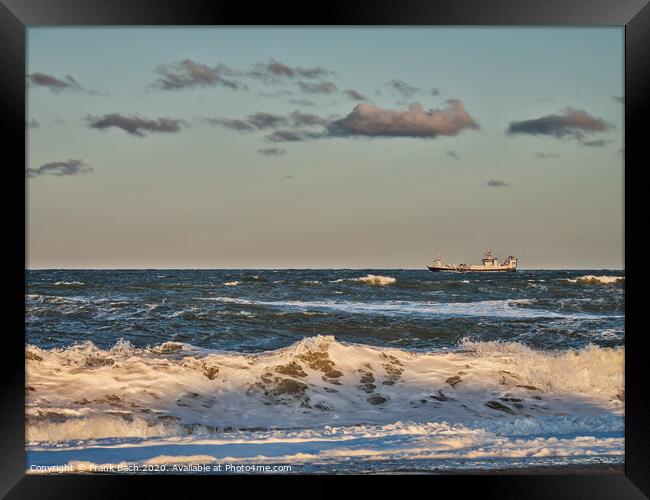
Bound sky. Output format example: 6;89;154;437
26;27;624;269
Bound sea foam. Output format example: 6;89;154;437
26;336;623;443
567;275;624;285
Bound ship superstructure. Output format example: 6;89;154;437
427;248;517;272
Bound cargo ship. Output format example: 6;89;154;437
427;248;517;272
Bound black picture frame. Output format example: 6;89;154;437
1;0;648;497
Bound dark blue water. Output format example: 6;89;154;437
26;269;624;352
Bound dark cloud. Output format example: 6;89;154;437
266;130;320;142
249;59;336;83
612;96;624;103
326;100;479;139
507;107;610;141
446;150;461;160
151;59;244;91
205;118;256;132
297;81;338;95
289;111;329;127
27;72;86;93
344;89;368;101
26;118;40;129
289;98;318;107
247;112;290;130
206;110;328;133
535;152;560;159
280;174;295;180
485;179;509;188
259;90;292;98
26;159;92;177
430;88;441;96
386;79;421;98
257;147;287;157
579;139;607;147
86;113;188;137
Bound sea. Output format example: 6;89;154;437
25;269;625;474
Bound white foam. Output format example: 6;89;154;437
566;275;624;285
198;296;619;320
223;281;240;286
26;418;623;473
26;337;623;445
27;416;179;442
350;274;396;286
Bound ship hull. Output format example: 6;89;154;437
462;267;516;272
427;266;516;273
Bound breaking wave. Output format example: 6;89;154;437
350;274;396;286
330;274;396;286
26;336;623;443
53;281;85;286
27;416;624;473
566;275;624;285
196;296;617;320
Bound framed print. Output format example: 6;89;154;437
1;0;648;497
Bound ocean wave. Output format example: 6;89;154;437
223;281;240;287
350;275;396;286
26;416;624;472
26;336;623;442
196;296;616;320
330;275;396;286
53;281;85;286
566;276;624;285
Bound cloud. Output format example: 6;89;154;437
289;111;329;127
26;159;92;177
297;81;338;95
612;96;624;103
247;112;290;130
535;152;560;159
86;113;188;137
266;130;319;142
579;139;607;147
344;89;368;101
206;110;328;133
280;174;295;180
205;118;256;132
150;59;244;91
485;179;509;188
260;90;292;98
446;150;461;160
430;88;441;96
386;79;421;98
326;100;479;139
257;147;287;157
289;98;318;107
507;107;610;141
27;72;86;93
26;118;40;129
249;59;336;83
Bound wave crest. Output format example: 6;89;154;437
350;274;396;286
566;275;624;285
26;336;623;442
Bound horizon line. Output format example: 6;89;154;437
25;267;626;271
